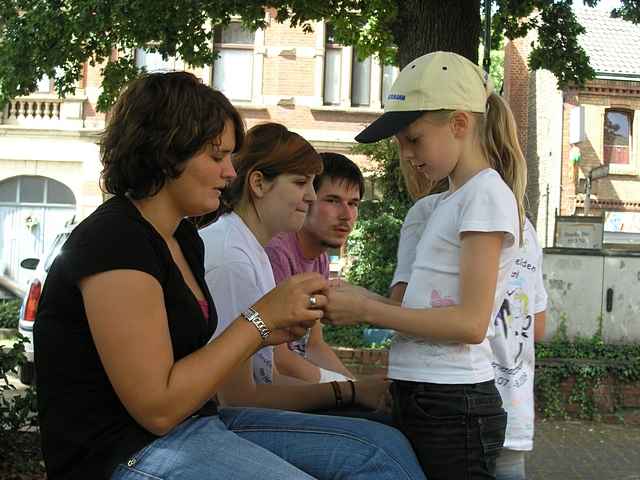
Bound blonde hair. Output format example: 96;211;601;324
478;92;527;244
421;93;527;243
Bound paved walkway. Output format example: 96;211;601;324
4;353;640;479
528;419;640;479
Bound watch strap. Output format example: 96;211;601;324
242;307;271;342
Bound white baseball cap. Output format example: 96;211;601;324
355;51;494;143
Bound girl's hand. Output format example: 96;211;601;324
354;378;392;411
322;288;367;326
253;272;327;341
329;278;374;298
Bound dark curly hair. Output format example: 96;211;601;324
100;71;244;199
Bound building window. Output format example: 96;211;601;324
35;68;65;94
213;23;255;101
0;176;75;206
351;55;372;107
135;49;177;72
324;25;342;105
604;109;632;165
381;64;399;107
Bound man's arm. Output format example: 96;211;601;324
273;342;321;383
306;323;355;379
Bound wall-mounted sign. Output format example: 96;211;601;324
554;215;603;249
604;211;640;233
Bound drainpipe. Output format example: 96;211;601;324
483;0;492;73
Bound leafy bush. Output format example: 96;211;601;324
0;299;21;329
1;335;38;432
324;325;368;348
345;139;412;295
0;334;42;477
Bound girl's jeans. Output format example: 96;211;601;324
495;448;526;480
112;407;426;480
392;379;507;480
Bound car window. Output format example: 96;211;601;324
43;233;70;272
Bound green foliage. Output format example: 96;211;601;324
479;38;505;92
3;1;640;110
323;325;368;348
324;325;392;349
0;299;21;329
534;315;640;419
0;335;41;476
344;139;412;296
0;335;38;432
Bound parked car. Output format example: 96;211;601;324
18;223;76;385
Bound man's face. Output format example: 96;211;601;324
302;178;361;249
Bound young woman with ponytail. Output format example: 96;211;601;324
322;51;527;480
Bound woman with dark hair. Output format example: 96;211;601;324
199;122;426;478
33;72;424;480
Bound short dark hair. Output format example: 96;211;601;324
100;71;244;199
314;152;365;199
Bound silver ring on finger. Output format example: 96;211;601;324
308;295;318;307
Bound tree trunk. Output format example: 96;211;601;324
392;0;481;68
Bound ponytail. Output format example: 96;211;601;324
480;92;527;245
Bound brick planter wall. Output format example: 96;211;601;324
333;347;640;424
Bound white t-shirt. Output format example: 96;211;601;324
200;212;275;384
391;193;444;288
388;169;519;384
490;219;547;451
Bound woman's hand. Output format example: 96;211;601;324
253;272;327;345
322;286;367;327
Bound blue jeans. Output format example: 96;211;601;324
220;407;426;480
112;408;426;480
495;449;526;480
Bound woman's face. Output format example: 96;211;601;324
259;173;316;235
166;120;237;217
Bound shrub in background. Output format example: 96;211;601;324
325;139;412;348
345;139;412;295
0;298;21;329
0;334;42;476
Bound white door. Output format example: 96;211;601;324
0;176;76;288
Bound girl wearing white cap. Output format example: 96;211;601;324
323;51;527;480
392;153;548;480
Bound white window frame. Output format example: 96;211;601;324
0;176;76;207
210;21;264;104
320;22;398;111
603;108;638;176
381;63;400;108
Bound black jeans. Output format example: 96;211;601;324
392;380;507;480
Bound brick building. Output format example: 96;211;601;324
504;8;640;247
0;12;398;286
